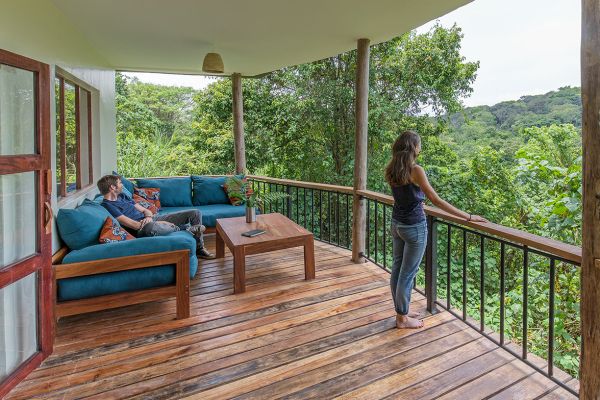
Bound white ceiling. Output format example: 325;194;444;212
50;0;471;76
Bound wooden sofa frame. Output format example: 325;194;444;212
52;248;190;320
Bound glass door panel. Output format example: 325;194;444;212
0;64;35;156
0;272;37;380
0;172;36;267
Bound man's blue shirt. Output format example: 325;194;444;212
101;193;145;221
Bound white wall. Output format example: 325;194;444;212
0;0;118;251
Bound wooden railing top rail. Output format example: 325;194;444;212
249;175;354;194
357;189;582;264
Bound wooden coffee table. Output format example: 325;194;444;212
215;212;315;293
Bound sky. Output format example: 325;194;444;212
125;0;581;108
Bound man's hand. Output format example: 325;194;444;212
139;216;153;228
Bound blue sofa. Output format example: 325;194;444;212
54;175;247;318
130;175;248;228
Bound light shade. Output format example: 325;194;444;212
202;52;224;73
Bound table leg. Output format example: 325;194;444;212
216;230;225;258
304;235;316;280
233;247;246;293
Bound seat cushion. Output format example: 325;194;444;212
191;175;229;206
136;177;192;207
58;231;198;301
159;204;250;227
56;199;115;250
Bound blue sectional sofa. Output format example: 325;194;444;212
54;175;247;319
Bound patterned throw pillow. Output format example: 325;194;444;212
98;217;135;243
223;177;254;206
134;187;161;211
133;193;159;214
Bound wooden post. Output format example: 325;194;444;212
351;38;370;263
232;73;246;174
580;0;600;397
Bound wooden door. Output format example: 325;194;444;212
0;48;52;398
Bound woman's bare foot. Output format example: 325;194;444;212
396;314;424;329
407;310;421;318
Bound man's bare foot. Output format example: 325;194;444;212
396;314;424;329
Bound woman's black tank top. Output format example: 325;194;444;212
391;182;426;224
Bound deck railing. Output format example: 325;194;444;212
250;176;581;396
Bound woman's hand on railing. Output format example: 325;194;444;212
468;214;489;223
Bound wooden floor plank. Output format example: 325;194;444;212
187;312;457;400
488;372;572;400
384;348;514;400
435;359;534;399
18;288;394;395
6;239;576;400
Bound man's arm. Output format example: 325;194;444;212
117;215;144;230
134;203;153;217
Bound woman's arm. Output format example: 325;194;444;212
411;165;488;223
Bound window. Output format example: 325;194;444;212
55;76;93;198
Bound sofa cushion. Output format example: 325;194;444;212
56;199;115;250
58;231;198;301
98;217;135;243
191;176;229;206
136;177;192;207
159;204;254;227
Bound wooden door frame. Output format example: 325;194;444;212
0;48;53;399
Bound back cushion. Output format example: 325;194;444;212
56;199;115;250
136;177;192;207
191;176;229;206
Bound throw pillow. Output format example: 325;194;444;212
223;177;254;206
133;193;159;214
98;217;135;243
134;187;161;211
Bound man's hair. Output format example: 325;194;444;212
97;175;120;195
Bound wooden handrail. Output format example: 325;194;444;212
357;189;582;264
249;175;354;194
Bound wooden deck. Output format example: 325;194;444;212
7;237;578;399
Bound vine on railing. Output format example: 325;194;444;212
250;176;581;395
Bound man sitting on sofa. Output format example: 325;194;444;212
97;174;215;259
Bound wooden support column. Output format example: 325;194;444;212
580;0;600;397
351;38;370;263
232;73;246;174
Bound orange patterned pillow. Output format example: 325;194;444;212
134;187;161;211
133;193;159;214
98;217;135;243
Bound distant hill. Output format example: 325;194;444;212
441;86;581;160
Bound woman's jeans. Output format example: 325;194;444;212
390;218;427;316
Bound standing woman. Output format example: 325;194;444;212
385;131;487;329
